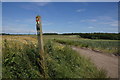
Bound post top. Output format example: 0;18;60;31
36;15;41;18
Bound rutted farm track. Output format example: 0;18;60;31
72;46;118;78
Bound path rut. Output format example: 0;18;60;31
72;46;118;78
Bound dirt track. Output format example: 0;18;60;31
72;46;118;78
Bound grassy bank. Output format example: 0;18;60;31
2;35;107;78
44;41;106;78
2;39;43;78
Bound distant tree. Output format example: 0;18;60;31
43;33;58;35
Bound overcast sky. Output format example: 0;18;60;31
2;2;118;34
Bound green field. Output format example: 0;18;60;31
54;38;119;55
2;35;118;78
45;35;119;55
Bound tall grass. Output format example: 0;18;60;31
2;39;43;78
44;40;107;78
2;35;107;78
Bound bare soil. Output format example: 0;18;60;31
72;46;118;78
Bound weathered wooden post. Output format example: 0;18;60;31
36;15;45;77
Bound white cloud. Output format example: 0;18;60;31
80;19;97;22
88;26;94;28
110;21;118;27
89;19;97;22
34;2;49;6
42;22;53;26
2;26;36;33
99;20;118;27
14;19;35;23
20;2;49;10
20;4;37;10
2;18;36;33
97;16;114;21
81;16;118;28
76;9;85;12
67;21;73;24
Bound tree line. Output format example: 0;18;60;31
1;33;120;40
63;33;120;40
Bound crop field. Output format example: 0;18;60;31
2;35;119;78
54;38;119;55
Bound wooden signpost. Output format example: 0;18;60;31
36;15;45;77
